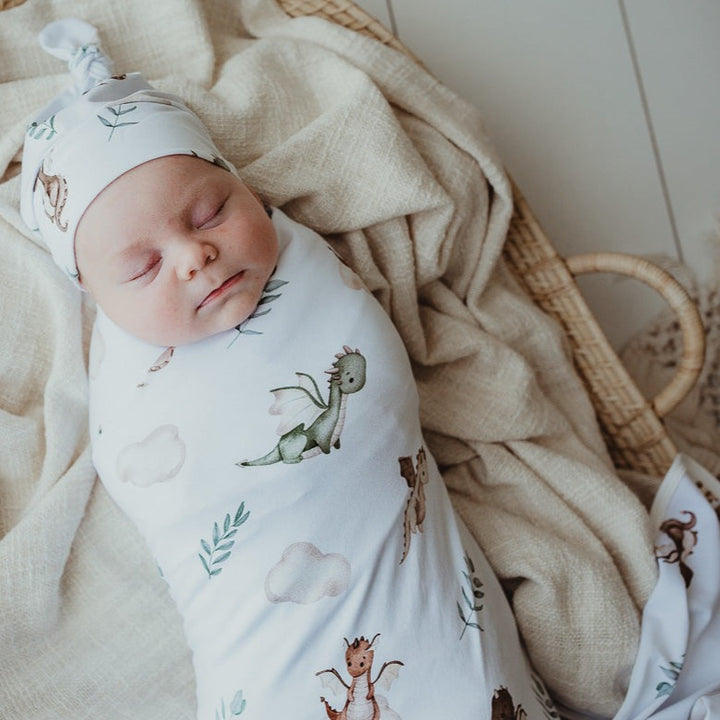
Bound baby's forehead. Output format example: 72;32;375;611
89;154;227;214
77;156;233;249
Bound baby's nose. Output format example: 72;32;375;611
176;239;217;280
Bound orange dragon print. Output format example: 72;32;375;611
34;161;69;231
655;510;698;588
316;634;403;720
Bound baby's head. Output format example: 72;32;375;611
21;18;278;346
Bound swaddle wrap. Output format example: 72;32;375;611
89;208;552;718
20;18;232;285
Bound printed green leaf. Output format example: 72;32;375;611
98;104;140;140
234;503;249;525
215;690;246;718
458;552;484;639
256;293;281;305
655;657;684;699
199;502;251;579
228;278;288;344
108;104;137;116
461;586;474;611
530;670;560;720
28;116;57;140
264;279;289;293
248;308;271;320
230;689;246;715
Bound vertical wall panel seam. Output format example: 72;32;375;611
384;0;398;36
619;0;684;262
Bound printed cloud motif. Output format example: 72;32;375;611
116;425;186;487
266;542;350;604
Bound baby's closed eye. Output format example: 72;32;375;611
195;197;228;230
126;253;162;282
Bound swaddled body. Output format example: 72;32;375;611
19;20;551;718
89;209;546;719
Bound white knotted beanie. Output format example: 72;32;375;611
20;18;234;286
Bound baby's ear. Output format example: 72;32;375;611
247;186;273;217
247;185;263;205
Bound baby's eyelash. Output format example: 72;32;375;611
197;199;227;228
129;257;160;282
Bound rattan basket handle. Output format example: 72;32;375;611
565;252;705;418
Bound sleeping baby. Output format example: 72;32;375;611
21;18;556;720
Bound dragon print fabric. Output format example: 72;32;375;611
609;454;720;720
88;208;553;719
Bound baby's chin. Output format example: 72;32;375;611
141;311;257;348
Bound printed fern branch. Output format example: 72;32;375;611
530;671;560;720
215;689;246;718
198;502;250;579
97;103;139;140
656;658;684;698
457;553;484;639
27;115;57;141
228;278;288;346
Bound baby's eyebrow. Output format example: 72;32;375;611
116;239;152;259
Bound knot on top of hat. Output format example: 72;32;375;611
38;18;113;94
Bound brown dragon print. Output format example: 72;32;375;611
656;510;699;588
34;162;69;231
398;447;428;563
316;634;403;720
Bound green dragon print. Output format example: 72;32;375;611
238;347;366;466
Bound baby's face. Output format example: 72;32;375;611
75;155;279;346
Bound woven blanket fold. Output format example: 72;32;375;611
0;1;658;717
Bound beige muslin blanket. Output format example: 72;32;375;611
0;0;658;716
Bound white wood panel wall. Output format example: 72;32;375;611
354;0;720;350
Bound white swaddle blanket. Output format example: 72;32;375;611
88;208;553;719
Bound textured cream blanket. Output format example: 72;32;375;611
0;0;658;717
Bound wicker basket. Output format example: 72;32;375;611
278;0;706;477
